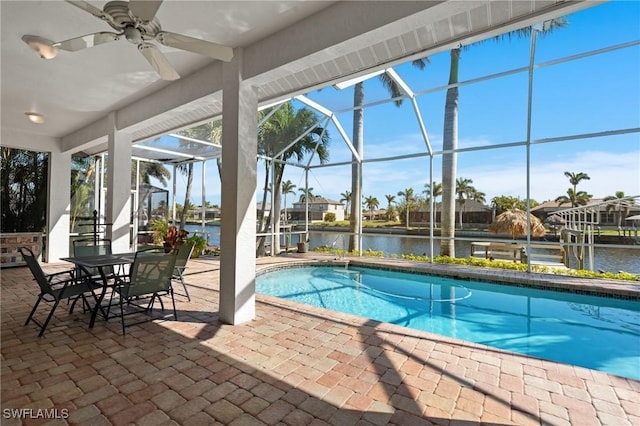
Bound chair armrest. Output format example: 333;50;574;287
46;269;76;283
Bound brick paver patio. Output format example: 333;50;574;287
1;254;638;425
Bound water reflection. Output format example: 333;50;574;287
182;224;639;274
311;231;640;274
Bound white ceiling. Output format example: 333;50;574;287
1;1;595;156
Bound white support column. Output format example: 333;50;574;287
106;112;132;253
220;49;258;325
47;150;71;262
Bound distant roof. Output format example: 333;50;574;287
415;199;490;212
293;197;342;205
532;199;604;211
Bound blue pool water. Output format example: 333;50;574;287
256;266;640;380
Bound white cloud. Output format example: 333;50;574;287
463;150;640;202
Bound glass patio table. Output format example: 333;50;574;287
61;252;139;328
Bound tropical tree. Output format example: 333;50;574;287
384;194;396;221
564;171;590;195
555;188;591;207
364;195;379;220
340;190;351;219
256;102;329;256
424;182;442;226
68;154;97;232
281;180;296;224
170;120;223;230
397;187;415;229
604;191;633;227
455;177;476;229
471;188;486;205
491;195;524;218
298;187;315;203
1;147;48;233
134;161;170;186
348;59;429;252
439;19;567;256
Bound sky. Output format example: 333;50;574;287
162;1;640;209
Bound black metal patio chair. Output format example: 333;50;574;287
172;242;195;301
72;238;123;282
106;248;179;335
19;246;100;337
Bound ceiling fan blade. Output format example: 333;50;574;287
156;31;233;62
65;0;116;26
54;32;120;52
138;43;180;80
129;0;163;22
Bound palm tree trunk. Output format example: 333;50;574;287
272;171;284;255
405;205;410;229
256;162;271;256
179;163;194;230
440;48;460;257
349;82;364;252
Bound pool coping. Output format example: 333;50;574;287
257;254;640;382
260;253;640;300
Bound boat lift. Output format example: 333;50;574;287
554;196;639;270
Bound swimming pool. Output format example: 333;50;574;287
256;265;640;380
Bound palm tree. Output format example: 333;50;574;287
455;178;475;229
397;187;415;229
174;124;216;230
69;154;96;232
364;195;379;220
340;190;351;219
349;59;429;252
604;191;633;227
564;171;590;195
257;102;329;256
281;180;296;224
134;162;170;187
471;188;486;205
298;187;315;203
555;188;591;207
439;20;567;256
424;182;442;226
384;194;396;221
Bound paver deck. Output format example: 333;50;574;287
1;254;638;425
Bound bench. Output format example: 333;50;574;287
471;241;566;267
471;242;523;262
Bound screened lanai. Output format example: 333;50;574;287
108;2;640;278
3;0;638;326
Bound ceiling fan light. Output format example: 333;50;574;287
124;26;144;44
21;35;59;59
25;112;45;124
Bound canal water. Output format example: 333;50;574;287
184;224;640;275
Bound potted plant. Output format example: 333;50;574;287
149;219;189;252
185;234;207;258
297;234;309;253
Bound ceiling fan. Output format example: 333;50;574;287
22;0;233;81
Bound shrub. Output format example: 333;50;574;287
185;234;207;258
149;218;170;245
324;212;336;222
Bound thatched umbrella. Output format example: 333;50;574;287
489;208;546;240
544;214;566;236
544;214;566;227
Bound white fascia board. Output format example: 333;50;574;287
243;1;440;81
